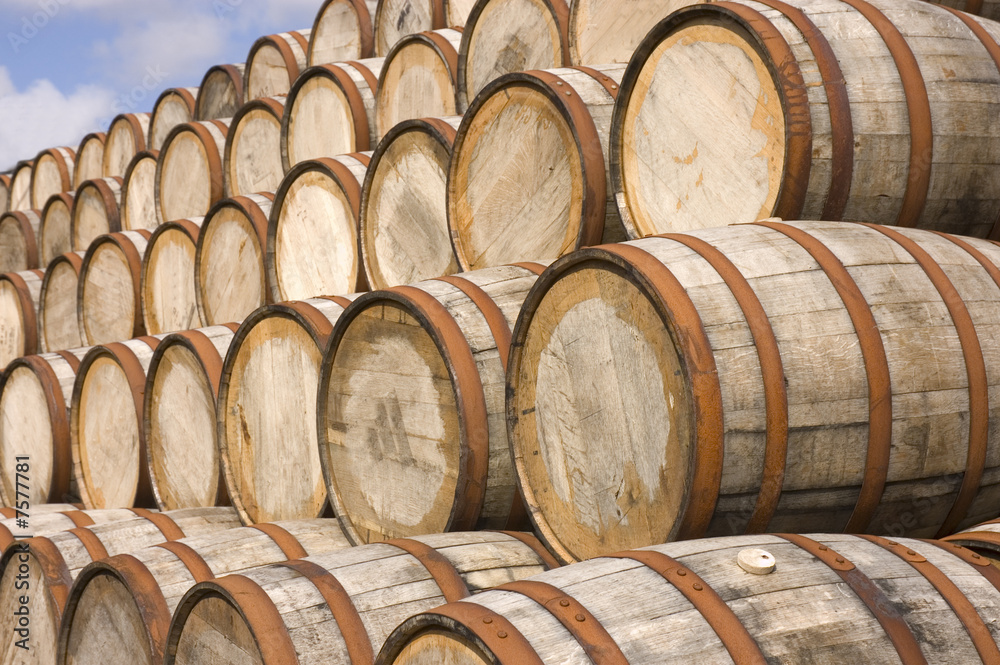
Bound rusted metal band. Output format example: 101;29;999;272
422;117;459;148
434;274;513;369
29;536;74;612
84;555;172;658
184;123;226;204
426;601;545;664
391;285;491;530
288;29;309;58
510;261;547;275
571;66;619;100
0;508;15;519
859;534;1000;663
608;550;767;664
838;0;930;227
549;0;571;64
155;541;215;583
755;221;892;532
346;60;380;95
280;300;338;345
277;558;375;664
422;30;460;81
317;156;365;219
210;575;299;665
779;534;928;664
661;232;788;533
129;508;187;541
316;294;355;310
861;223;987;537
3;211;39;267
943;530;1000;549
69;526;109;561
55;349;82;371
61;510;95;528
347;151;371;167
255;34;302;88
316;65;372;151
120;114;148;152
176;329;226;396
493;530;561;570
600;243;724;539
250;523;309;560
386;537;471;602
921;538;1000;592
2;272;39;354
18;355;72;501
498;580;628;664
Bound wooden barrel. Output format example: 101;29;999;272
281;59;383;171
58;518;352;665
0;174;10;214
456;0;569;109
266;154;370;302
219;298;357;524
379;533;1000;665
39;252;85;352
73;133;105;189
0;506;240;665
0;209;41;272
30;147;75;209
612;0;1000;240
308;0;378;64
71;176;122;251
143;325;237;509
0;269;44;370
148;87;198;150
195;193;274;325
245;30;311;100
509;221;1000;563
943;517;1000;563
103;113;150;178
165;531;557;665
449;66;626;270
40;192;74;265
568;0;692;66
9;160;33;212
225;97;286;197
157;119;231;223
376;29;462;137
319;264;543;543
360;117;461;288
0;348;89;507
195;63;245;121
120;150;160;231
375;0;453;56
141;219;206;335
0;506;142;551
77;230;150;345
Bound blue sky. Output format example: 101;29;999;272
1;0;323;171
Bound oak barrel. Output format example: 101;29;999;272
225;97;286;197
8;161;33;212
39;251;85;351
308;0;378;64
244;30;311;100
103;113;150;178
141;218;207;334
77;230;150;345
39;192;74;265
195;63;245;121
0;175;10;214
0;506;140;551
0;269;44;370
569;0;697;65
943;517;1000;562
72;133;105;189
120;150;160;231
373;0;470;55
29;147;75;210
71;176;122;251
0;209;41;273
148;87;198;150
157;119;231;222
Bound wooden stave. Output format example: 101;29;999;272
566;0;696;66
29;147;76;210
39;251;86;352
102;113;151;178
120;150;161;232
39;192;76;266
308;0;378;64
76;230;151;346
155;119;231;224
374;0;446;57
942;517;1000;561
223;97;287;198
9;161;34;212
73;133;106;189
70;176;123;252
0;507;145;553
148;88;198;151
0;209;41;273
194;63;245;121
0;174;10;214
140;218;207;335
0;269;45;371
244;30;311;101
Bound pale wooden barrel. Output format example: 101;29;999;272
308;0;378;64
29;147;75;209
245;30;311;100
9;161;33;212
120;150;160;231
143;325;237;509
266;154;371;302
148;87;198;150
568;0;693;66
71;176;122;251
943;517;1000;564
928;0;1000;26
39;252;85;352
376;29;462;137
195;63;245;121
509;221;1000;563
225;97;286;196
612;0;1000;240
360;117;461;288
456;0;569;109
58;518;352;665
39;192;74;265
141;219;207;335
380;533;1000;665
103;113;150;178
157;119;231;222
219;298;357;524
195;193;274;325
281;58;383;171
0;209;41;272
0;269;44;370
77;230;151;345
319;264;543;543
0;349;89;507
73;133;105;189
0;174;10;214
165;531;557;665
0;506;240;665
449;66;626;270
0;506;141;551
375;0;445;55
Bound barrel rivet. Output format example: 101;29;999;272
693;583;703;591
564;91;571;96
555;81;563;86
497;631;508;639
835;557;845;564
819;545;828;551
677;569;687;576
972;553;982;559
483;617;492;624
575;614;585;622
611;84;618;89
906;550;917;556
559;599;570;607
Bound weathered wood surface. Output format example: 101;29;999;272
39;251;86;352
71;176;122;252
569;0;697;66
281;58;384;170
0;175;10;215
244;30;311;100
449;66;626;270
225;97;286;197
509;221;1000;563
164;531;556;665
57;518;352;665
9;161;33;212
380;533;1000;665
78;230;150;345
267;154;371;302
376;29;462;137
927;0;1000;25
103;113;150;178
320;265;542;543
0;210;41;273
157;119;231;223
148;87;198;151
309;0;379;64
0;506;141;551
374;0;474;55
73;133;105;189
943;516;1000;561
143;325;236;510
30;147;75;210
141;219;207;335
40;192;75;265
219;298;358;524
0;507;240;665
195;193;274;325
0;269;44;370
120;151;160;232
195;63;245;121
361;117;461;289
